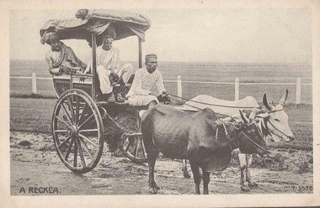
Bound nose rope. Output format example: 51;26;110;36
240;130;268;152
267;119;293;138
228;122;267;152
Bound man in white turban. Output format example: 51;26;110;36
42;31;87;75
85;27;133;102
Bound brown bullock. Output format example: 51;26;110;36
141;104;268;194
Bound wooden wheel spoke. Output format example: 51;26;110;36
55;116;72;128
65;137;74;161
74;136;78;167
140;137;146;158
78;114;95;129
79;133;98;148
79;137;93;160
77;103;89;125
54;129;68;134
61;102;73;124
124;137;130;151
76;137;86;168
79;129;99;133
75;96;80;124
58;135;72;149
67;96;75;123
133;137;139;157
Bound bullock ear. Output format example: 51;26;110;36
279;89;289;106
239;110;249;124
263;92;272;111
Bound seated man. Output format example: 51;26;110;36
127;54;167;108
41;31;87;75
86;27;133;102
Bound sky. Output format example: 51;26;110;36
10;7;312;64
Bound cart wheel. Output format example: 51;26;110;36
121;133;148;164
52;89;104;174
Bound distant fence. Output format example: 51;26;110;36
10;72;311;105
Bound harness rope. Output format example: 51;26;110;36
267;119;292;138
169;96;203;111
215;119;268;152
169;94;257;109
256;111;291;138
239;130;268;152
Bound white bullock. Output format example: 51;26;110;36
178;90;295;191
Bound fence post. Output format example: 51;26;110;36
32;72;37;94
235;77;239;101
296;77;301;105
177;75;182;97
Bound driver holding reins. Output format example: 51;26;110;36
127;54;169;109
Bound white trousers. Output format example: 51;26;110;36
96;63;133;94
127;94;159;106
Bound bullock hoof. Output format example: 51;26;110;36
149;187;159;194
149;182;160;194
248;182;258;189
241;185;251;192
183;171;191;179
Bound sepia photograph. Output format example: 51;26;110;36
1;0;320;207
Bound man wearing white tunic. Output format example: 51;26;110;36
86;27;133;102
127;54;166;107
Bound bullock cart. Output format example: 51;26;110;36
41;9;155;173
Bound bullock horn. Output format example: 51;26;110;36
249;107;257;120
263;92;272;111
239;110;249;124
279;89;289;106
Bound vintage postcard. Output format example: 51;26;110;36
1;0;319;207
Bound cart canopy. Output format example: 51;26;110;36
40;9;151;44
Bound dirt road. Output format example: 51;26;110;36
10;131;313;195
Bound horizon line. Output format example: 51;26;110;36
9;59;311;66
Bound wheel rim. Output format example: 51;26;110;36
122;134;147;163
52;89;104;173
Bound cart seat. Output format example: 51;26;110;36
53;75;93;97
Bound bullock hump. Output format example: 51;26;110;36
183;95;259;116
